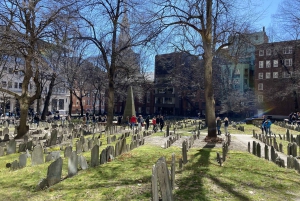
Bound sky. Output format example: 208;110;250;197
256;0;282;28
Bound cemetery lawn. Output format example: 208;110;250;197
1;123;300;200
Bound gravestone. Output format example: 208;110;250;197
6;139;16;155
64;146;72;158
91;145;99;167
32;145;44;165
265;145;269;160
45;151;61;162
76;141;82;154
88;139;94;150
78;155;88;170
19;153;27;168
49;129;58;146
3;127;9;135
19;143;27;152
27;141;33;151
80;136;85;144
82;142;89;152
11;160;19;171
182;141;187;164
0;146;4;156
4;134;9;141
47;157;63;186
68;152;78;177
100;149;107;165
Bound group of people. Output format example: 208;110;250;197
127;114;165;132
288;112;300;125
216;116;229;135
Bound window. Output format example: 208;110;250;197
283;46;293;54
2;81;7;87
266;60;271;68
3;67;7;71
258;73;263;79
273;72;278;78
14;82;18;88
284;59;292;66
266;72;271;79
258;83;263;90
283;72;291;78
259;61;264;68
19;83;22;89
273;60;278;67
258;95;263;103
8;68;13;74
259;50;264;56
266;49;272;55
8;81;12;88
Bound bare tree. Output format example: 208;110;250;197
153;0;255;137
73;0;161;128
0;0;77;138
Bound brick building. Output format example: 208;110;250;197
255;40;300;117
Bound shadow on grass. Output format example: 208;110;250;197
173;143;251;201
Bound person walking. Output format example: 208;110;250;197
216;117;222;135
159;116;165;132
130;115;137;130
265;119;272;135
145;115;150;130
152;116;157;132
224;117;229;135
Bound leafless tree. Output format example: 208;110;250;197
0;0;77;138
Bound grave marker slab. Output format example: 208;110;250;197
68;152;78;177
19;153;27;168
47;157;63;186
32;145;44;165
6;139;16;155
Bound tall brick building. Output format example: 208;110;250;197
255;40;300;116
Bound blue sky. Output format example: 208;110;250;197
256;0;282;27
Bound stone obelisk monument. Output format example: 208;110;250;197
122;86;136;123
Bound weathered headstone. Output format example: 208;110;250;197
76;141;82;154
10;160;19;171
32;145;44;165
78;155;88;170
47;157;63;186
64;146;72;158
0;146;4;156
182;141;187;164
49;129;58;146
18;143;27;153
19;153;27;168
6;139;16;155
100;149;107;165
3;127;9;135
91;145;99;167
68;152;78;177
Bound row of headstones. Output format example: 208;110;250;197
274;121;300;132
253;133;283;153
152;155;175;201
232;124;245;132
36;131;147;190
248;141;285;167
216;134;231;166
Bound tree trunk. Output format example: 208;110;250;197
15;98;29;139
203;0;216;138
106;78;114;129
79;97;84;117
68;89;73;116
41;74;56;120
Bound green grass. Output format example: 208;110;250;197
1;122;300;200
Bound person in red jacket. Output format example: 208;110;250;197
152;116;157;132
130;115;137;130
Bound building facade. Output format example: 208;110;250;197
255;40;300;117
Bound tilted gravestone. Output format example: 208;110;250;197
32;145;44;166
47;157;63;186
4;134;9;141
6;139;16;155
27;141;33;151
68;151;78;177
78;155;88;170
82;142;89;152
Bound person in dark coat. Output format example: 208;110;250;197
159;116;165;132
216;117;221;135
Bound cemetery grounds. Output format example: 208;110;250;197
1;120;300;200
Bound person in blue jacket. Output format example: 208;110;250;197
264;119;272;135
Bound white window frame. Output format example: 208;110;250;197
283;46;293;54
273;72;278;78
258;73;263;79
258;95;263;103
258;83;263;90
259;50;264;56
266;60;271;68
273;60;278;67
284;59;292;66
265;72;271;79
259;61;264;68
266;49;272;56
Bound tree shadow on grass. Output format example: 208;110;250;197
173;143;251;201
